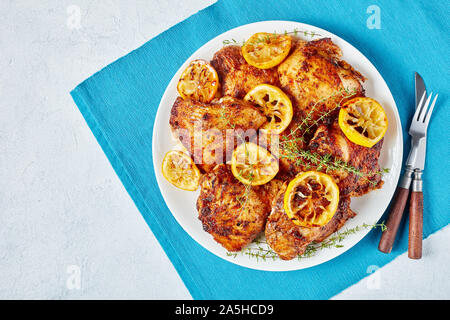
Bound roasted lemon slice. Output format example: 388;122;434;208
162;150;201;191
231;142;279;186
242;32;292;69
338;97;388;148
284;171;339;228
177;60;219;103
244;84;293;134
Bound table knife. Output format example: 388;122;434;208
378;73;426;254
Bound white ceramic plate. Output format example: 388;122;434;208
152;21;402;271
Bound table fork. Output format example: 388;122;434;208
379;87;438;259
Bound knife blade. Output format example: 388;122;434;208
406;73;428;170
415;72;427;109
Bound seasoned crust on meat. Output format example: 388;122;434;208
197;165;272;251
273;38;367;176
211;46;279;99
308;121;384;197
278;38;365;122
169;96;266;172
265;184;356;260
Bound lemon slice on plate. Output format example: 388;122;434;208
284;171;339;228
177;59;219;103
338;97;388;148
242;32;292;69
231;142;279;186
244;84;293;134
162;150;201;191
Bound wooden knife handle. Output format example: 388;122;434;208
408;191;423;259
378;187;410;253
408;169;423;259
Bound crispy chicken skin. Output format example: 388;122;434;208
197;165;272;251
265;184;356;260
278;38;365;122
308;121;384;197
169;96;266;172
211;46;279;99
274;38;366;176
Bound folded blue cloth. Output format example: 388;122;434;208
71;0;449;299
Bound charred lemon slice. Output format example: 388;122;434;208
284;171;339;228
338;97;388;148
231;142;279;186
244;84;293;134
177;60;219;103
162;150;201;191
242;32;292;69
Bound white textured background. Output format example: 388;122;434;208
1;0;449;299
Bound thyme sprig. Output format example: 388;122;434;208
235;169;253;213
281;149;389;180
222;28;321;47
226;222;387;261
282;87;357;142
276;87;389;183
299;222;387;260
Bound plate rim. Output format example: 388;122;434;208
152;20;403;271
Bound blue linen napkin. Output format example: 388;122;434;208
71;0;449;299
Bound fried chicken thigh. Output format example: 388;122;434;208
308;121;384;197
265;184;356;260
278;38;365;121
197;165;272;251
170;96;266;172
211;45;279;99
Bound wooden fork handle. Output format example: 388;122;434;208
409;170;423;259
378;186;410;253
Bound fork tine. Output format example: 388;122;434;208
424;94;438;124
413;91;427;122
418;92;433;122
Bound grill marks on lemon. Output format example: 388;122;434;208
242;32;292;69
162;151;201;191
339;97;388;148
231;142;279;186
244;84;293;134
177;60;219;103
284;171;339;228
